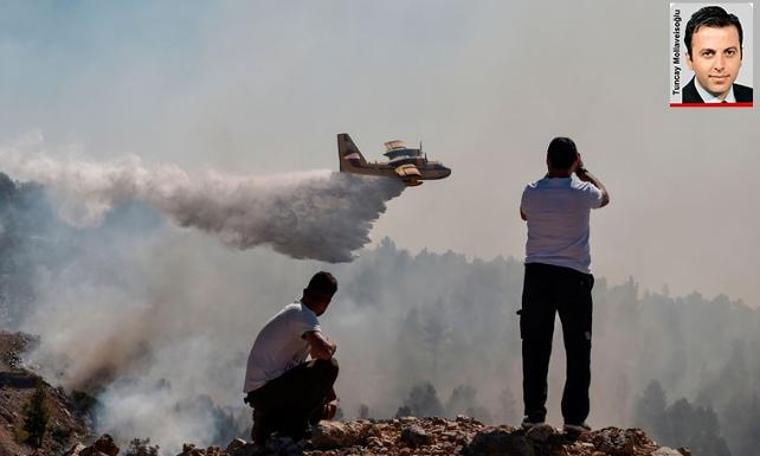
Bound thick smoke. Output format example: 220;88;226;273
3;150;757;455
0;143;404;263
0;138;403;453
3;173;759;455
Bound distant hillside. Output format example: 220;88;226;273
0;331;90;455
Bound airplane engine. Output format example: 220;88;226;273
394;164;422;178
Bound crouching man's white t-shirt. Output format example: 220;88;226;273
243;301;321;393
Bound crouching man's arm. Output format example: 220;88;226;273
324;387;338;419
305;331;340;419
304;330;337;361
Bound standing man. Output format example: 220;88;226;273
519;137;610;433
243;271;340;444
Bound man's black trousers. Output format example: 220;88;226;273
520;263;593;425
245;358;338;442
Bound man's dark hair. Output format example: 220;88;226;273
305;271;338;296
546;137;578;170
685;6;743;58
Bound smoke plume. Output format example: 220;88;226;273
0;137;407;453
0;143;404;263
3;168;759;454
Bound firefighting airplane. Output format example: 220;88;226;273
337;133;451;187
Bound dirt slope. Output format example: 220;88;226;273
0;331;89;456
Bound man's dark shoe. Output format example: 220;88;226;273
563;422;591;434
280;416;311;442
521;416;545;430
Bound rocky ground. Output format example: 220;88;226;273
63;417;691;456
1;330;690;456
0;332;90;456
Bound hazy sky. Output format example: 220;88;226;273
1;0;759;304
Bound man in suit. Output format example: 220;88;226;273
682;6;753;103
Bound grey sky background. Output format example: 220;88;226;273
1;0;759;304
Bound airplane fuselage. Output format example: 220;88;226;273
345;160;451;180
337;133;451;186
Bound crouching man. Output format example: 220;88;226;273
243;271;339;444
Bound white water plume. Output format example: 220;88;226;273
0;144;404;262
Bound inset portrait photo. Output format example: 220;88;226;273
670;3;753;107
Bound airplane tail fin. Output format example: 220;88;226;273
338;133;368;171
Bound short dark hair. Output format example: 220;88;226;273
305;271;337;296
546;137;578;170
685;6;743;58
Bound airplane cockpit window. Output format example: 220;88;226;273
384;148;421;159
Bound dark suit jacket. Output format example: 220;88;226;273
682;77;753;103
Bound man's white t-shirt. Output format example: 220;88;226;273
243;301;321;393
520;176;603;274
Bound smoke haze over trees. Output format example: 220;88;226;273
1;173;760;455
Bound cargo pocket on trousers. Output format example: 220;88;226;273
588;275;595;291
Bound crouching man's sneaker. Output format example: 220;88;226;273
521;417;545;430
562;422;591;433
